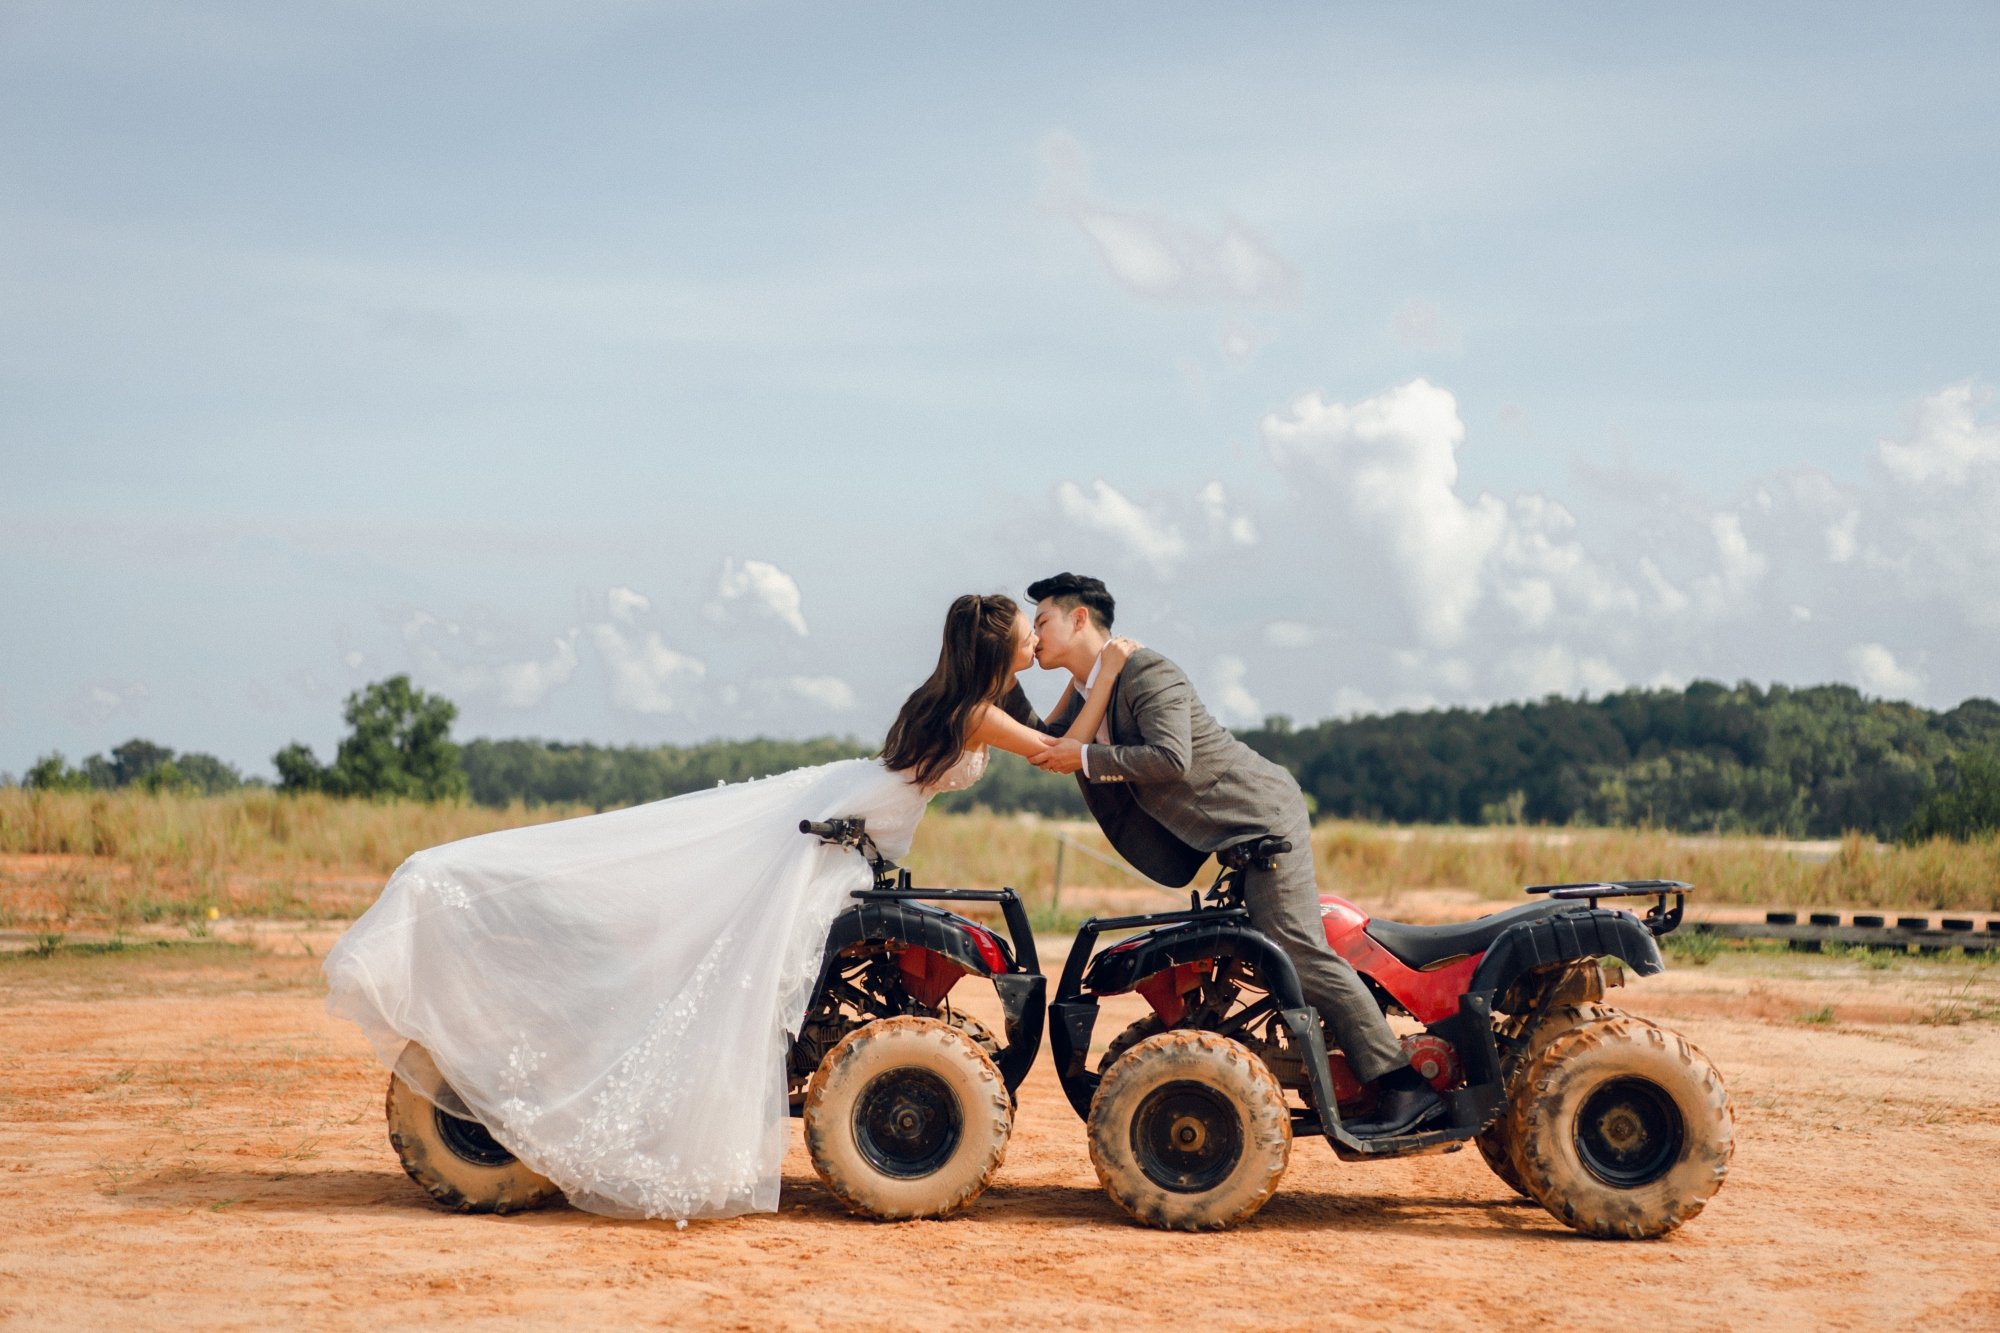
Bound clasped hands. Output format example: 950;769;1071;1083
1027;636;1141;775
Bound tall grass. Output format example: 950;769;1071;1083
3;789;1996;929
1308;823;2000;912
916;818;2000;913
0;787;583;873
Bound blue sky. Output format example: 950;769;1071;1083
5;2;1998;777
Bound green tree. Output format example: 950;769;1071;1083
1902;748;2000;843
329;675;467;801
137;759;194;795
273;741;328;794
173;752;244;794
24;752;91;792
108;738;175;788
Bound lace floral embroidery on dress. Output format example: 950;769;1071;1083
925;747;988;795
492;930;767;1218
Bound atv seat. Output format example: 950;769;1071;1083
1363;900;1569;970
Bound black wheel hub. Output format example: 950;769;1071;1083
1574;1076;1683;1188
433;1102;517;1169
1130;1079;1244;1194
853;1068;963;1179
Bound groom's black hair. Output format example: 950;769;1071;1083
1025;572;1114;632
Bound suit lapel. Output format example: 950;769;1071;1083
1105;647;1154;744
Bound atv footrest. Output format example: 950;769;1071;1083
1317;1084;1490;1160
1325;1124;1463;1161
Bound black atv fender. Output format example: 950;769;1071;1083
814;898;1045;1093
1465;905;1665;1003
1424;905;1667;1131
1051;919;1313;1121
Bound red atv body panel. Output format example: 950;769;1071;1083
1318;895;1485;1025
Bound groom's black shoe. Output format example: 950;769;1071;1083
1344;1075;1446;1139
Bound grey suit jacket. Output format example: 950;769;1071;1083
1001;649;1306;887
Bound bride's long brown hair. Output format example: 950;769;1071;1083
882;594;1020;787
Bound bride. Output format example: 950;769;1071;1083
324;592;1135;1222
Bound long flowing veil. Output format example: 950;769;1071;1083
324;757;933;1220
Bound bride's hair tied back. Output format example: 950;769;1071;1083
882;593;1019;786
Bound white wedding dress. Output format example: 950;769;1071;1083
324;749;988;1222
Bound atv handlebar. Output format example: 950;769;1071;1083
800;817;867;845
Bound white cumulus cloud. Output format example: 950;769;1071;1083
1876;383;2000;486
707;558;809;636
589;622;706;716
607;585;650;624
1039;131;1299;305
1054;479;1189;576
1196;480;1258;546
1206;655;1262;727
1263;377;1506;646
1847;642;1923;699
1688;513;1768;618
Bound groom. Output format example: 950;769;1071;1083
1008;571;1442;1138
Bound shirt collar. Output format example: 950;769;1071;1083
1082;647;1104;692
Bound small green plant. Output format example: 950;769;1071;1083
1797;1005;1836;1025
28;931;64;958
1664;929;1723;965
1923;969;2000;1025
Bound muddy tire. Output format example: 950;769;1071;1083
1088;1030;1291;1231
1512;1015;1734;1239
804;1016;1012;1221
385;1074;560;1214
944;1010;1002;1063
1478;1003;1621;1196
1096;1014;1166;1075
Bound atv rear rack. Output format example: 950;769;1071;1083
1525;879;1691;936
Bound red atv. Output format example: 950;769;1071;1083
1049;836;1733;1237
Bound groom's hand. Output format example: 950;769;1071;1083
1030;738;1086;775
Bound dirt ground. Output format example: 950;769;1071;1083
3;927;1998;1332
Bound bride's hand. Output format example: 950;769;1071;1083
1101;636;1142;673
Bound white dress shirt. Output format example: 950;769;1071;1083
1077;649;1110;778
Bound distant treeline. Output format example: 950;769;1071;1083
25;738;250;795
460;737;1089;818
1236;682;2000;841
462;681;2000;840
21;677;2000;842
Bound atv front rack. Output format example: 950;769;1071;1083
1525;878;1691;936
849;886;1040;976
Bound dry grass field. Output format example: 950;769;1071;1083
2;789;1996;943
